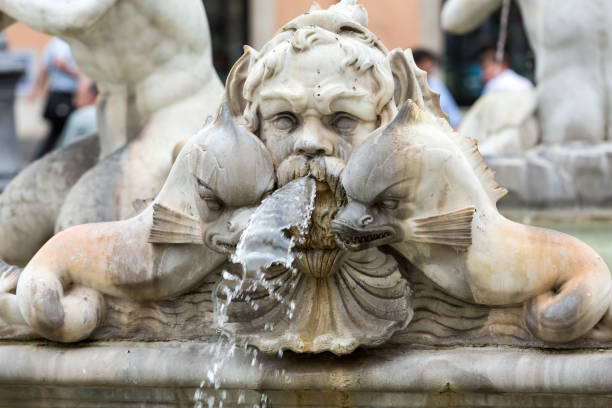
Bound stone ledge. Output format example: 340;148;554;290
485;142;612;208
0;341;611;407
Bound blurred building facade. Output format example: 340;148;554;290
249;0;443;53
4;0;444;86
4;0;532;114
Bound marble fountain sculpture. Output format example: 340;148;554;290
0;0;224;275
1;1;612;406
442;0;612;208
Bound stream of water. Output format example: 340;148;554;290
193;176;315;408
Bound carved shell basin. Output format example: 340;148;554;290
218;247;413;355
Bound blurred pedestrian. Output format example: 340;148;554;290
479;48;532;95
29;37;79;158
413;48;462;128
57;77;98;148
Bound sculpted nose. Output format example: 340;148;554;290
226;208;253;234
294;126;334;157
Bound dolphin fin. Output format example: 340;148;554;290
412;206;475;249
148;203;203;244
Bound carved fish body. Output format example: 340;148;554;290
14;103;276;342
333;101;612;343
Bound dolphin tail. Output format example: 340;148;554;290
525;254;612;343
17;264;104;343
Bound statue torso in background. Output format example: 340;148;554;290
443;0;612;145
62;0;222;156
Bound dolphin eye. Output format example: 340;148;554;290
379;199;398;210
204;198;223;211
196;178;223;211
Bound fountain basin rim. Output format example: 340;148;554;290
0;341;611;394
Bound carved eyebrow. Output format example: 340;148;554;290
373;179;413;201
320;85;377;119
326;88;369;103
259;89;308;112
196;178;215;192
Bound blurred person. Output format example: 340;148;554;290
57;77;98;148
480;48;533;95
413;48;462;128
443;0;612;144
458;47;538;155
29;37;79;158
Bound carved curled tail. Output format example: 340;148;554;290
0;259;22;292
525;267;612;343
16;268;104;342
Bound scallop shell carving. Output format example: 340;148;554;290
218;247;413;355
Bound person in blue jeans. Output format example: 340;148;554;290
413;48;462;129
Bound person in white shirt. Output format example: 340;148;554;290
57;77;98;148
480;48;533;94
413;48;462;128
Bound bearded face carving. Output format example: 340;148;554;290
219;0;434;354
1;0;606;355
2;0;477;354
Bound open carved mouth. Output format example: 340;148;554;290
212;238;237;254
330;220;396;251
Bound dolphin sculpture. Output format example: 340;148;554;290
6;104;275;342
332;100;612;343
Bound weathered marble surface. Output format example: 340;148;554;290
0;341;611;407
4;262;610;351
0;0;224;268
459;90;539;155
0;0;445;353
488;143;612;208
2;0;611;353
0;2;609;407
0;136;100;266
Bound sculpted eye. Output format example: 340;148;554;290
261;189;274;200
196;178;223;211
379;199;398;210
331;113;357;132
204;198;223;211
272;113;297;132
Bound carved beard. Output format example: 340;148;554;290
277;155;346;250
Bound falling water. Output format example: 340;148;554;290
214;176;316;329
194;176;316;408
233;176;316;275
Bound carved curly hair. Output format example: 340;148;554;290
241;24;395;133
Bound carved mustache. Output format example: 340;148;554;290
277;155;346;203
